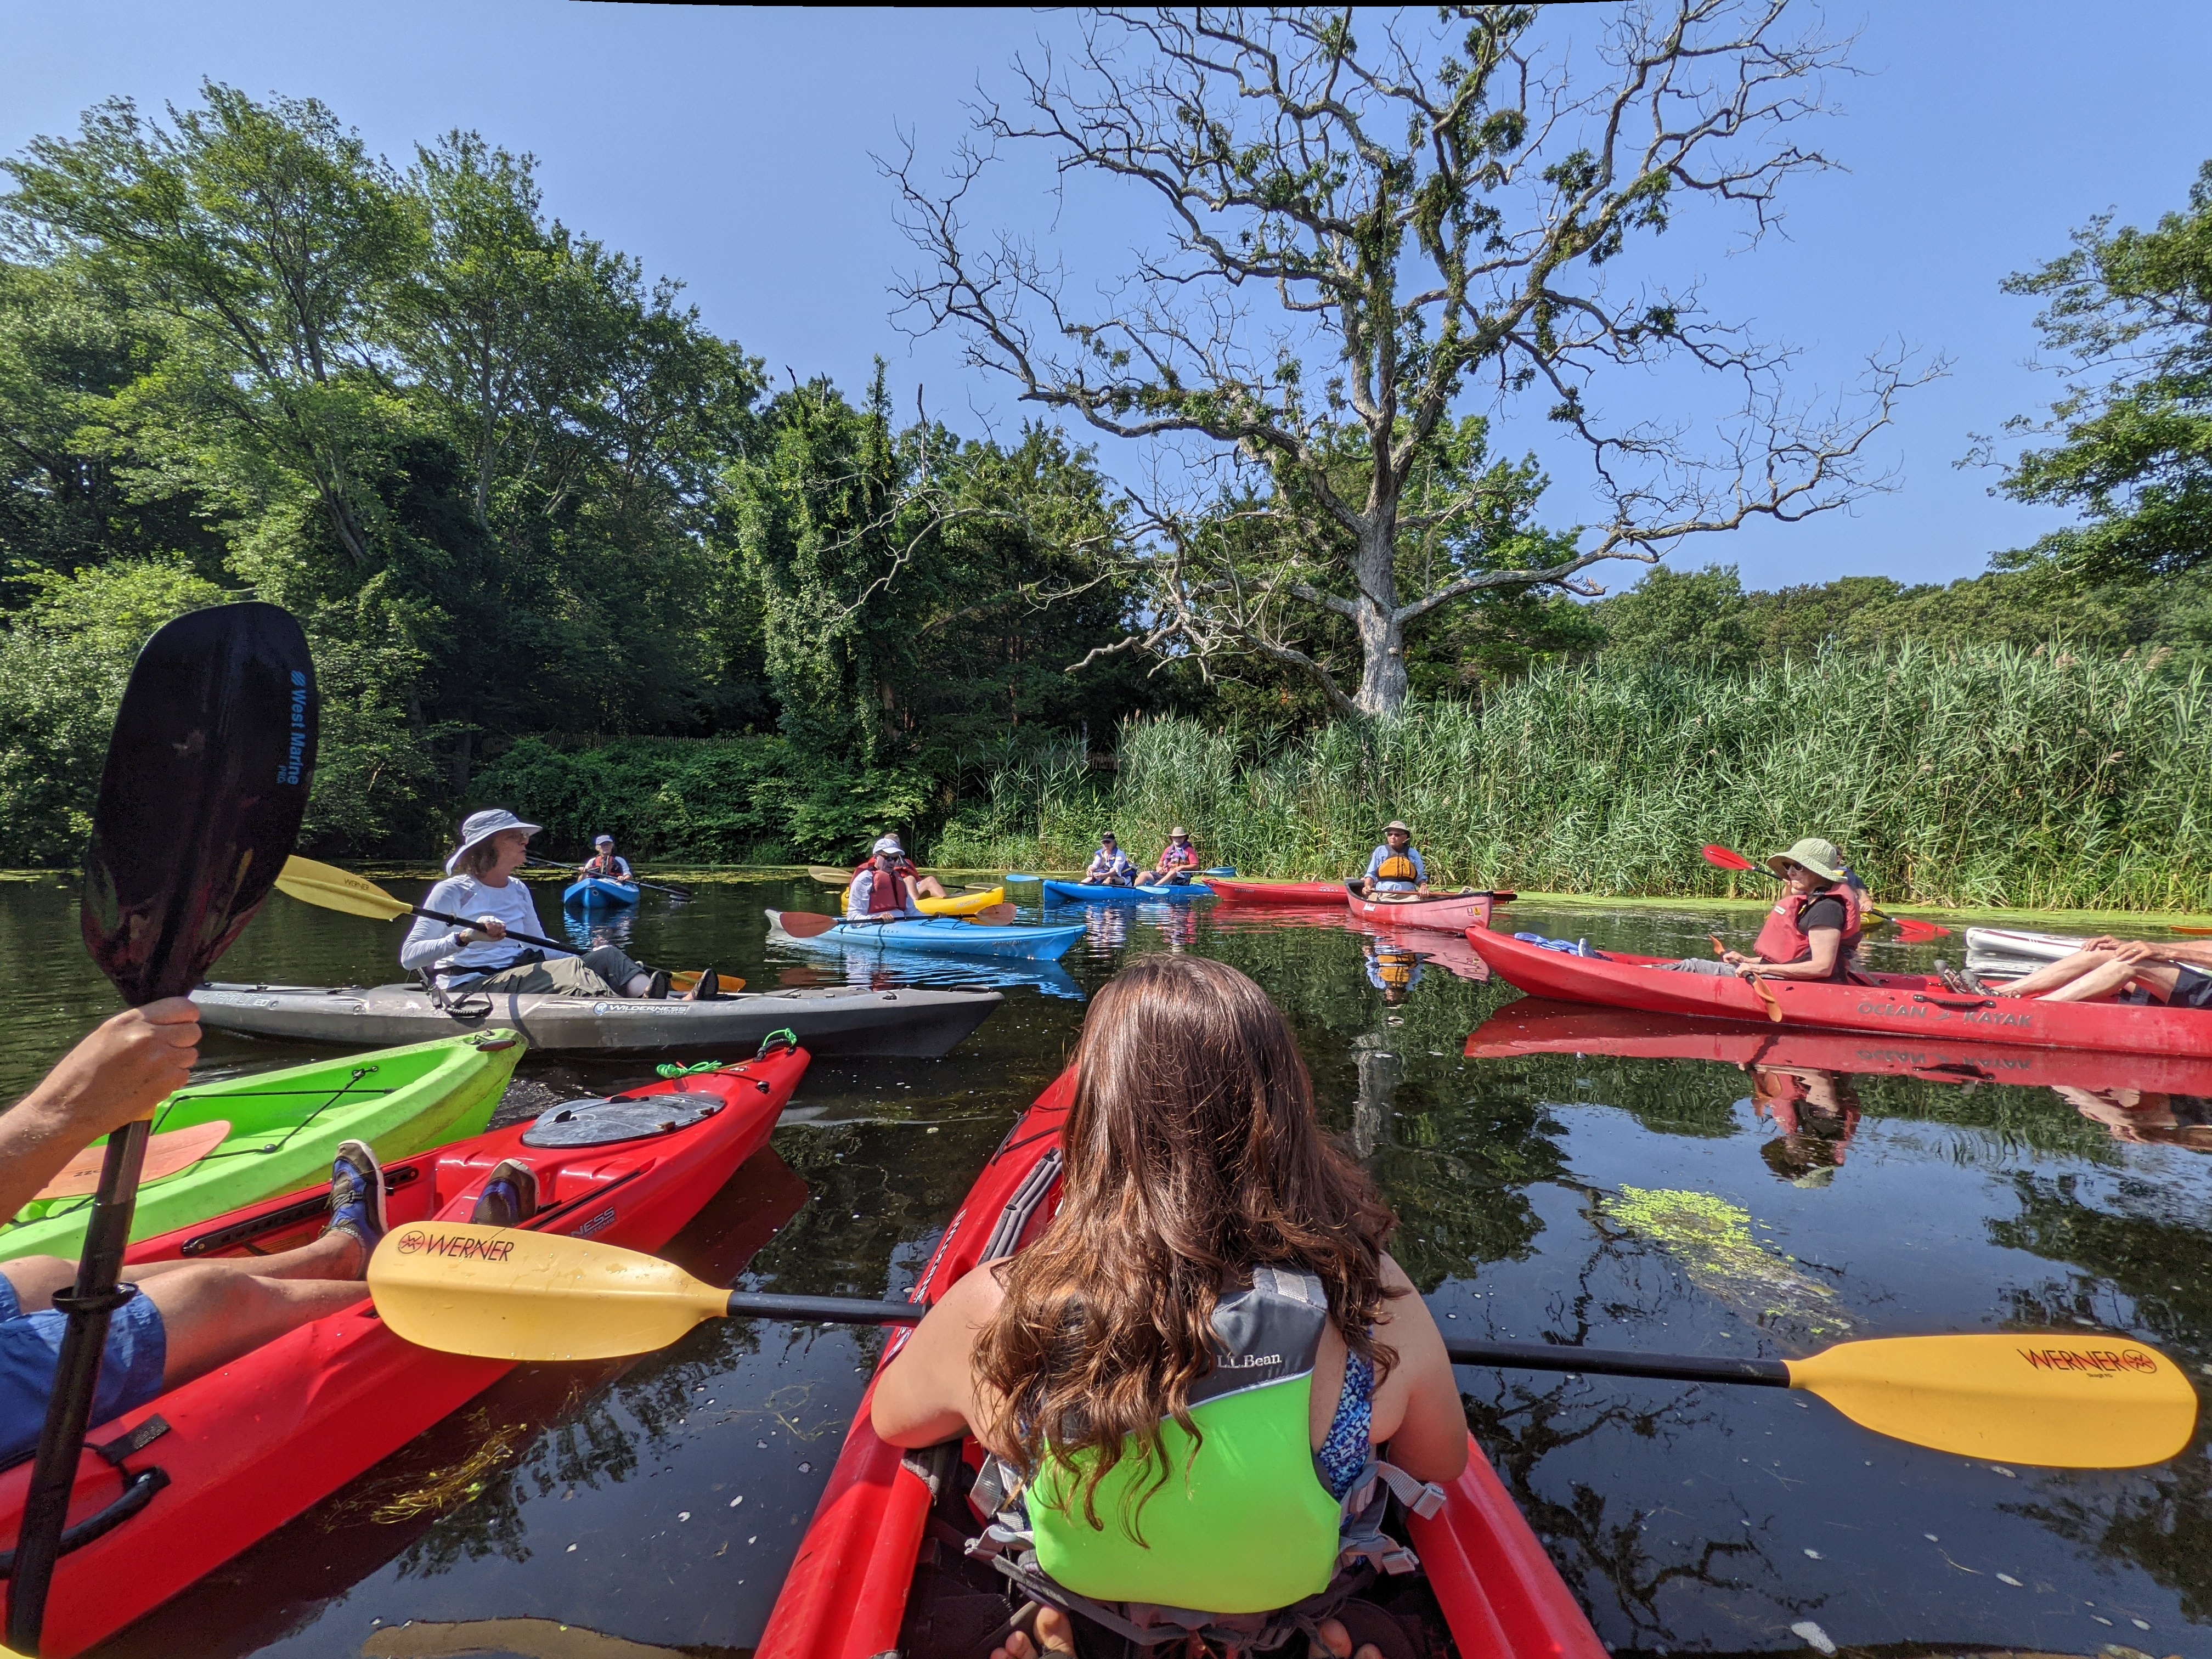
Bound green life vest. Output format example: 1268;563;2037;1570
1028;1267;1341;1615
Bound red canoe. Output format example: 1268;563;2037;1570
1;1041;809;1658
1207;878;1350;905
758;1074;1606;1659
1465;998;2212;1094
1346;883;1495;933
1465;928;2212;1059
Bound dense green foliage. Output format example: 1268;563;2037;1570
1588;560;2212;668
1989;158;2212;583
0;85;1153;862
941;645;2212;912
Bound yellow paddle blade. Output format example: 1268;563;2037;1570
1786;1332;2199;1469
808;864;852;886
276;855;414;923
368;1223;728;1361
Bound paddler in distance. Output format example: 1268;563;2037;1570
1078;831;1137;887
870;956;1468;1659
1663;837;1862;984
1357;820;1429;900
1146;825;1201;885
403;809;719;1000
576;834;635;885
853;833;947;901
846;839;928;921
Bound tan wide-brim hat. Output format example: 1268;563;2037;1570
1765;837;1846;883
447;808;541;875
1169;826;1189;838
1384;820;1412;835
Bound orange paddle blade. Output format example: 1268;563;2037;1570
35;1120;232;1200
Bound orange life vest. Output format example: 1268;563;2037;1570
1752;883;1863;974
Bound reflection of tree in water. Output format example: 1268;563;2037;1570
1460;1241;1819;1649
1987;1171;2212;1622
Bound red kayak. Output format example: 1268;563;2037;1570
1;1040;809;1657
1465;998;2212;1094
1346;883;1495;933
758;1074;1605;1659
1466;928;2212;1059
1208;878;1348;905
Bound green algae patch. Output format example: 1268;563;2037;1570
1598;1186;1850;1337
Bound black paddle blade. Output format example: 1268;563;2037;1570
79;602;318;1004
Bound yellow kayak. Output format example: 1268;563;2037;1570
837;883;1005;917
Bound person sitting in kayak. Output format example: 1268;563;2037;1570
403;810;715;1000
853;834;949;901
0;1000;416;1468
1989;935;2212;1008
1079;832;1137;887
870;955;1468;1659
1146;825;1201;885
1664;838;1864;984
847;842;927;921
577;834;634;885
1358;821;1429;900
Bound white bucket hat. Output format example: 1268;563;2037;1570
447;808;541;875
871;834;905;854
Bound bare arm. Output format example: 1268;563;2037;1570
1368;1254;1468;1485
0;1001;201;1220
870;1260;1009;1451
1750;927;1842;981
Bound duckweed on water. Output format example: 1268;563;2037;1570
1597;1186;1852;1337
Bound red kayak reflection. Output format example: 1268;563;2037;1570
1465;1001;2212;1156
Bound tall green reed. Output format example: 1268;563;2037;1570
939;643;2212;912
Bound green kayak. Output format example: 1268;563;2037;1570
3;1029;523;1262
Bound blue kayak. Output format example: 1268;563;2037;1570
1041;878;1213;905
564;877;641;907
765;910;1085;962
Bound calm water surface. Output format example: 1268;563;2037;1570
0;872;2205;1658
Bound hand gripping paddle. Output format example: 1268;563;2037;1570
9;602;315;1654
368;1226;2199;1470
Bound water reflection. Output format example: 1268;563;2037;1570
765;939;1085;1002
0;879;2202;1654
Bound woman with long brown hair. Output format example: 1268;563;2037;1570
872;955;1466;1658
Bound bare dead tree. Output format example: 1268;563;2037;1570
890;4;1938;718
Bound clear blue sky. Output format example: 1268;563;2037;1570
4;2;2208;592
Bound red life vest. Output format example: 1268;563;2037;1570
1752;883;1863;973
585;855;624;879
858;868;907;915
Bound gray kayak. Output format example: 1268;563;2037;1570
192;980;1001;1058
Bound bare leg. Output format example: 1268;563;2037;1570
1994;947;2114;998
2;1228;363;1315
913;876;949;900
137;1256;370;1387
2038;959;2179;1004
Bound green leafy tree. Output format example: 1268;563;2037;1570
1592;564;1755;668
1985;158;2212;583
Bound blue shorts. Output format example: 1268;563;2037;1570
0;1275;167;1470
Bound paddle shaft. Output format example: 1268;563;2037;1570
12;603;315;1653
716;1293;1791;1386
8;1125;151;1645
529;854;691;900
414;904;573;957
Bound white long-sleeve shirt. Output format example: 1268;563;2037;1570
400;874;566;978
845;868;923;919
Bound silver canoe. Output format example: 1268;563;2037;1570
192;980;1001;1058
